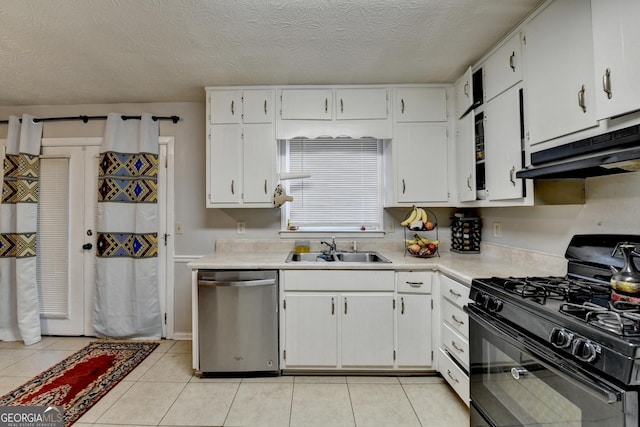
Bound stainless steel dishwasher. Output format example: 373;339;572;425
197;270;279;376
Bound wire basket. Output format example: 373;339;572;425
402;207;439;258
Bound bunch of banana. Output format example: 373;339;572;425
400;206;429;230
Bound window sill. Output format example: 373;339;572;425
279;230;386;239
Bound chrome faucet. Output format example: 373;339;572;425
320;236;337;255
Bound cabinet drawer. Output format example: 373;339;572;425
396;272;432;294
282;270;394;291
440;275;469;308
438;347;470;405
442;322;469;371
442;299;469;338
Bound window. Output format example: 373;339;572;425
283;138;382;231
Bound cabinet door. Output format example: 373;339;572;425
208;125;242;204
395;123;449;203
284;294;338;367
455;112;476;202
335;88;388;120
340;294;395;367
395;88;447;122
242;124;275;203
484;87;524;201
454;67;473;119
280;89;333;120
592;0;640;120
397;294;432;367
524;0;596;145
209;90;242;124
484;32;523;102
243;90;274;124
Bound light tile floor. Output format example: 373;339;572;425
0;337;469;426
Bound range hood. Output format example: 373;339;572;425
516;124;640;179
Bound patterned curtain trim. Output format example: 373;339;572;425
0;233;36;258
2;153;39;204
96;232;158;258
99;152;158;177
98;152;158;203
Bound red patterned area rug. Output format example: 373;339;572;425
0;340;158;426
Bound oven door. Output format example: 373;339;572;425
467;304;638;427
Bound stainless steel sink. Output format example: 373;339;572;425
285;251;391;263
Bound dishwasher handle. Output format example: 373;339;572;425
198;278;276;288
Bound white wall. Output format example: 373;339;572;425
479;172;640;257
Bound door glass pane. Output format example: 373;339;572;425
36;157;70;318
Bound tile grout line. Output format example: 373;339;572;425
400;381;424;427
221;379;242;426
346;381;357;427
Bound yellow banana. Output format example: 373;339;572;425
418;207;428;223
415;234;430;247
400;206;418;227
405;238;418;245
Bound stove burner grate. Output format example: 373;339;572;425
560;301;640;336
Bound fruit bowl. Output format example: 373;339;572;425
405;233;439;258
401;206;439;258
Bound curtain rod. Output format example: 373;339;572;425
0;114;180;125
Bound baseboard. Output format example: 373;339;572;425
171;332;192;341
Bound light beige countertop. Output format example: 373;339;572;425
188;239;567;286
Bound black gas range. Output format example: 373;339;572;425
467;234;640;427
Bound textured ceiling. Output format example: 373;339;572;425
0;0;543;106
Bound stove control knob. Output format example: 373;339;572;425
571;338;599;363
486;297;503;313
474;292;488;306
549;328;573;349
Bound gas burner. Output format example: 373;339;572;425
493;276;611;306
586;310;640;336
611;300;640;313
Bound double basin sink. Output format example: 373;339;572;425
285;251;392;264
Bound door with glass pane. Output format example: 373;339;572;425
38;145;98;335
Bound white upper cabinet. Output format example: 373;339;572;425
209;90;242;124
523;0;597;146
455;112;476;202
394;88;447;122
484;87;524;201
484;32;523;103
243;90;274;124
280;89;333;120
454;67;473;119
335;88;388;120
591;0;640;120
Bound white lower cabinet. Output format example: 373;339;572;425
280;269;434;371
438;274;471;405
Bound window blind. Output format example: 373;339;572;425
287;138;381;230
36;157;70;318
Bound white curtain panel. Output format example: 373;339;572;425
93;113;162;339
0;115;43;345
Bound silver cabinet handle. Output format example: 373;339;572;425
511;367;528;380
231;100;235;115
231;180;235;195
264;99;268;114
463;82;469;97
401;297;405;315
331;297;335;315
401;99;405;114
451;341;464;353
340;98;344;114
578;85;587;113
509;51;516;71
451;315;464;325
344;297;348;315
325;98;328;114
447;369;459;384
198;278;276;287
466;174;472;191
603;68;612;99
402;179;406;194
449;289;462;298
510;166;516;186
407;281;423;288
264;179;267;194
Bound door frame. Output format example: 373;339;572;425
40;136;175;338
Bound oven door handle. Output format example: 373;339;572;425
466;304;623;405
